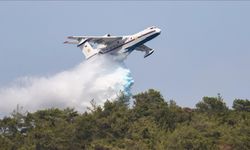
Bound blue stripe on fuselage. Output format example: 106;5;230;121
125;32;160;53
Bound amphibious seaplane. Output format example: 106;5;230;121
64;26;161;59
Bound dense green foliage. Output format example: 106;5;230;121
0;89;250;150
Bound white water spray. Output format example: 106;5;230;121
0;55;134;116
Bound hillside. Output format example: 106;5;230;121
0;89;250;150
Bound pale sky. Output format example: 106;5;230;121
0;1;250;108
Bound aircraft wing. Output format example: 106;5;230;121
66;36;122;44
136;44;155;58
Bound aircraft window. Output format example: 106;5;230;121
150;27;154;29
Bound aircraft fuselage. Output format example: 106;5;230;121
101;26;161;56
64;26;161;59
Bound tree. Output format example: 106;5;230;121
0;136;14;150
126;117;167;150
167;125;217;149
233;99;250;112
196;93;228;113
132;89;167;118
1;89;250;149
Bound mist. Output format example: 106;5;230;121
0;55;134;116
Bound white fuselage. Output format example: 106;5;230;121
64;26;161;60
100;27;161;56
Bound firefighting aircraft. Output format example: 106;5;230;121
64;26;161;59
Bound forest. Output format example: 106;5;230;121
0;89;250;150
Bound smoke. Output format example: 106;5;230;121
0;55;134;116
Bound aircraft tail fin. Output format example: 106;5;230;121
79;41;99;59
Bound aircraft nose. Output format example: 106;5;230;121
156;28;161;34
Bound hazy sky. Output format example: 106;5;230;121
0;1;249;108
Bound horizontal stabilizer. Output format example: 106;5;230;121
63;41;78;44
77;39;88;47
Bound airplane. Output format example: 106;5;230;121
64;26;161;60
